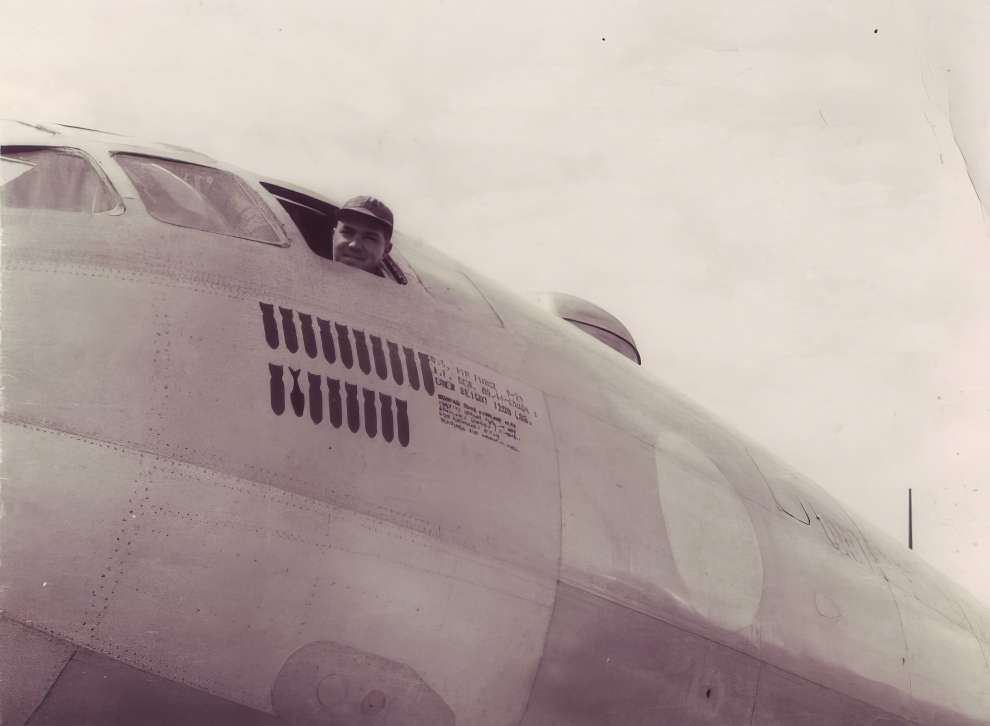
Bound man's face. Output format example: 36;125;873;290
332;216;390;273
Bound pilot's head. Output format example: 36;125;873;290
332;196;394;274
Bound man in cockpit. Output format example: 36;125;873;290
331;195;394;279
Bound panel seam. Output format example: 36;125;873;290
23;645;78;726
747;661;763;725
516;390;564;725
556;577;922;724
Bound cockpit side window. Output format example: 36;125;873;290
114;153;281;245
1;146;122;214
260;181;407;285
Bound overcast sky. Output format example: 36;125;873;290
3;0;989;604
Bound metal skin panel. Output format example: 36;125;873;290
955;590;990;668
864;531;978;633
0;423;152;643
2;204;560;721
24;647;282;726
545;391;765;643
0;618;76;726
4;126;990;724
478;264;990;722
1;218;163;446
891;587;990;722
98;453;552;720
0;420;556;722
1;208;556;574
459;271;618;432
545;395;686;614
520;584;979;726
750;665;910;726
397;240;506;327
520;583;762;726
159;290;557;576
597;368;779;514
652;435;764;633
535;342;987;723
745;503;915;717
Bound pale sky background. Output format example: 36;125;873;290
3;0;989;604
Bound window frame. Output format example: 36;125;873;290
1;144;126;216
110;151;289;247
260;181;336;258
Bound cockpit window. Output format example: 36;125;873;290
115;153;280;244
1;146;121;214
260;181;408;284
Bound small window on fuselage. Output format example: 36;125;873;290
114;153;281;245
566;319;641;364
1;146;121;214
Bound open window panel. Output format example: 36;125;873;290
260;181;406;284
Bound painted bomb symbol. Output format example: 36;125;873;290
260;302;444;449
267;364;410;447
260;300;437;400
